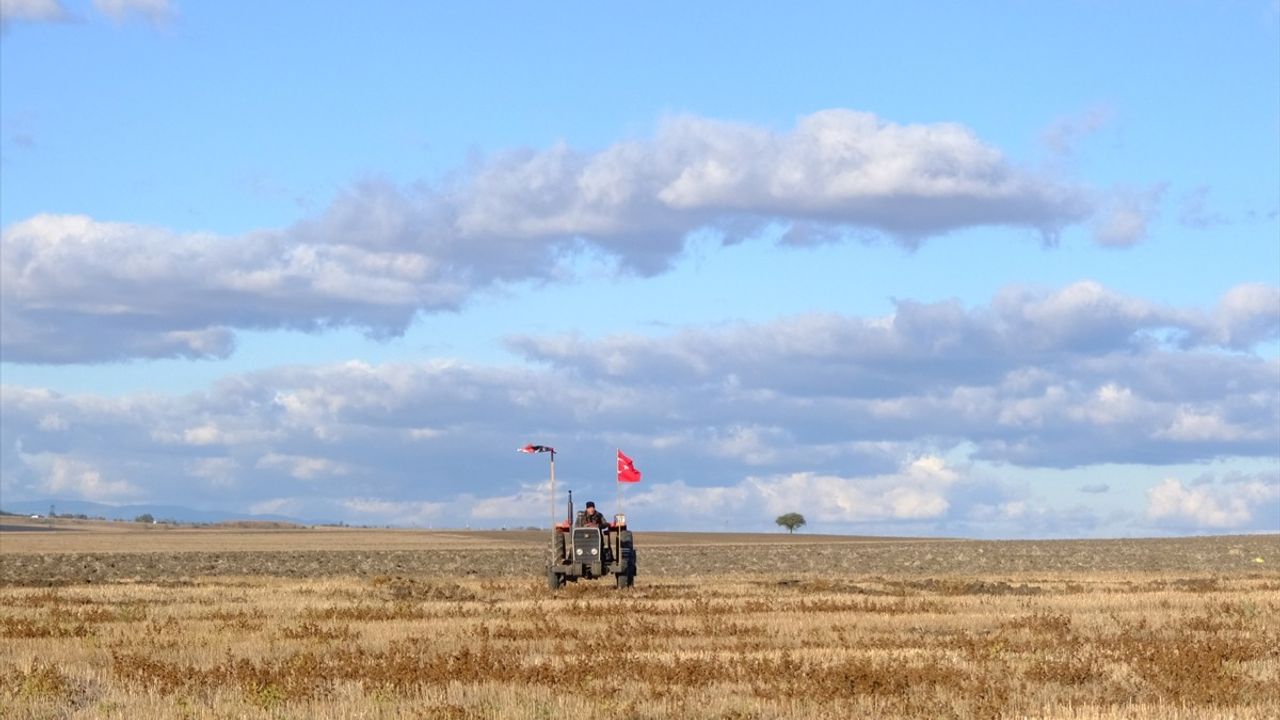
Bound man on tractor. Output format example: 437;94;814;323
578;501;609;529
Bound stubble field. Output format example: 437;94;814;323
1;522;1277;719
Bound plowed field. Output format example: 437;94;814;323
2;523;1277;719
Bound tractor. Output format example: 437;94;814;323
547;492;636;590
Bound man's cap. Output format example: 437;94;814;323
585;501;596;508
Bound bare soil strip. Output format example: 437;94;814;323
2;532;1275;585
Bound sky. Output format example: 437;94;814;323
1;0;1277;537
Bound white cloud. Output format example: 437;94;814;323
1155;408;1266;443
1147;475;1280;530
2;0;174;27
1200;283;1280;348
469;481;551;520
1;110;1095;364
617;480;755;519
36;412;67;431
23;453;138;501
1092;184;1166;247
248;497;300;517
0;0;69;25
0;214;424;362
92;0;172;22
1065;383;1142;425
151;420;280;447
746;456;960;522
183;424;223;446
618;455;970;527
1177;186;1228;229
256;452;351;480
512;281;1278;381
186;457;238;488
1041;106;1113;156
341;497;445;526
704;425;790;466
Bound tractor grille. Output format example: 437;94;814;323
572;528;602;560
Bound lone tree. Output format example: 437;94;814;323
134;513;154;524
776;512;806;534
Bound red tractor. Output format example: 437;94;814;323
548;493;636;590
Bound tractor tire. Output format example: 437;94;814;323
552;532;566;563
547;568;564;591
615;572;634;590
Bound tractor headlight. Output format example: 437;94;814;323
575;548;583;556
591;548;598;555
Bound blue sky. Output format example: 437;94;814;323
1;1;1277;536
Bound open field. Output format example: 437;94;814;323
0;516;928;554
2;526;1278;719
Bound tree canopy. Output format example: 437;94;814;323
776;512;805;534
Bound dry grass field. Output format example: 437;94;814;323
1;523;1277;719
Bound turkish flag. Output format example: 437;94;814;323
617;449;642;483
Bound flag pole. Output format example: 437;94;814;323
616;449;622;515
549;449;556;559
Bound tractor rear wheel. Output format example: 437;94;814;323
615;572;634;589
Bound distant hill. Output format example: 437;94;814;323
0;499;308;525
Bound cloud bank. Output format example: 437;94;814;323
1;110;1095;363
2;282;1275;535
1147;473;1280;530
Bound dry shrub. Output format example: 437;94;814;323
1002;611;1073;635
278;621;356;641
0;615;93;638
46;603;148;624
197;607;265;622
0;662;73;699
7;590;98;607
699;616;767;637
812;597;946;614
199;607;266;632
300;603;431;622
111;651;334;702
1026;650;1101;685
1108;618;1279;706
376;576;478;602
792;579;891;596
1169;577;1222;593
473;617;583;642
906;578;1043;596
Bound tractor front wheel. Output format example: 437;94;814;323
548;568;564;591
615;572;634;590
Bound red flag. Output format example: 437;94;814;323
517;444;555;454
617;449;642;483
